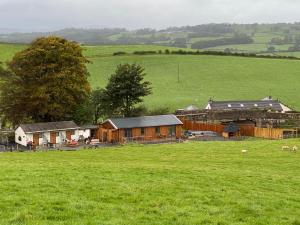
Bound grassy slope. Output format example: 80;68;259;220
1;43;300;111
87;52;300;111
0;140;300;225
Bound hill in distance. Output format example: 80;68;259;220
2;23;300;56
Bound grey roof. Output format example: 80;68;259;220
224;123;240;133
19;121;80;133
80;125;98;130
208;100;283;111
108;114;183;129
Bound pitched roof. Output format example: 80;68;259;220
108;114;183;129
207;99;283;111
19;121;80;133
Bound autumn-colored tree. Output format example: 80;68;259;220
0;36;91;125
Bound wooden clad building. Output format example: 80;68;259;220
99;115;183;143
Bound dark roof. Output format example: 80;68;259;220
19;121;80;133
208;100;283;111
108;114;183;129
224;123;240;133
80;125;98;130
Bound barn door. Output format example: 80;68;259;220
33;133;39;146
50;132;56;144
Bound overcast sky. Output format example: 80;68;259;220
1;0;300;32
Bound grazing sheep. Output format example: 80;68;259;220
241;149;248;154
282;146;290;151
292;146;298;152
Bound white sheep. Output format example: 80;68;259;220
292;146;298;152
282;146;290;151
241;149;248;154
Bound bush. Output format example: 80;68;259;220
113;51;127;56
133;51;157;55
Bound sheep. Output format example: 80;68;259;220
292;146;298;152
282;146;290;151
241;149;248;154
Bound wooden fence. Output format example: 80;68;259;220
181;119;296;139
182;120;225;134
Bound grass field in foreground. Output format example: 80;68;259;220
0;140;300;225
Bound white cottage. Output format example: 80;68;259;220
15;121;81;147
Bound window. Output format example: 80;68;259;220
56;132;59;137
71;130;75;135
155;127;160;135
124;129;132;138
168;126;176;136
18;136;22;141
39;133;43;138
141;127;145;136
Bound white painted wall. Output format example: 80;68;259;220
71;130;79;141
79;129;91;139
205;104;211;110
15;128;81;146
15;127;27;146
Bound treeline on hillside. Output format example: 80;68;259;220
3;23;300;47
191;34;254;49
113;49;299;60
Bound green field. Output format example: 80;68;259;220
0;140;300;225
1;43;300;111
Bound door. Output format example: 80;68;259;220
50;132;56;144
66;130;72;140
103;131;107;142
33;133;39;146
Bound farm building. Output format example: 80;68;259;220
205;97;292;113
98;115;183;143
15;121;82;147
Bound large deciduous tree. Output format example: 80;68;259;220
101;64;152;117
0;36;91;125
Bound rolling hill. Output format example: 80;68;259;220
1;43;300;111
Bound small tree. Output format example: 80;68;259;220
103;64;152;117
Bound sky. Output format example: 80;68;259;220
0;0;300;32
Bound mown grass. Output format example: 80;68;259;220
0;140;300;225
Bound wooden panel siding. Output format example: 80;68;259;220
176;125;182;138
33;133;39;146
50;132;56;144
254;127;286;139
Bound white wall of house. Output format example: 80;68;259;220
79;129;91;139
71;130;79;141
15;128;80;147
280;103;292;113
205;104;211;110
15;127;27;146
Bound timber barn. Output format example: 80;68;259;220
99;114;183;143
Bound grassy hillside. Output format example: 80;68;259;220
0;140;300;225
85;46;300;111
1;43;300;111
